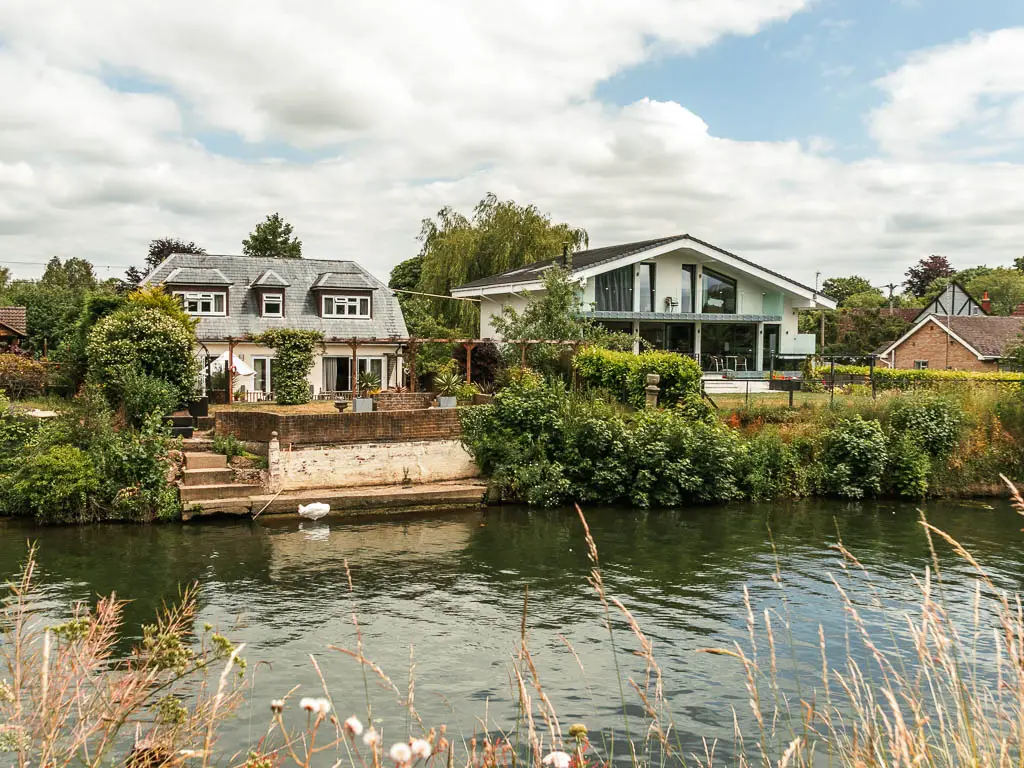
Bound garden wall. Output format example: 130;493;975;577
216;408;461;446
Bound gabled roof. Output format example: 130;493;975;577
913;281;986;323
880;314;1024;360
451;234;835;307
0;306;27;336
163;267;232;286
252;269;291;288
143;254;407;340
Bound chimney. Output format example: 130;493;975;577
982;291;992;314
1013;302;1024;317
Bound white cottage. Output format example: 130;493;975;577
143;253;408;399
450;235;835;373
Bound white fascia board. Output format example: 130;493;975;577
878;315;986;360
139;253;178;286
451;280;545;297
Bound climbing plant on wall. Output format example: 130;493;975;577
251;329;324;405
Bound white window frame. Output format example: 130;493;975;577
322;294;371;318
262;292;284;318
252;356;274;393
175;291;226;317
914;360;929;370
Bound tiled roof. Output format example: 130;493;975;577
0;306;27;336
252;269;291;287
454;234;827;298
945;316;1024;357
145;254;407;340
311;271;378;290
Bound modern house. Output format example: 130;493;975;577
143;254;408;398
0;307;27;349
878;306;1024;371
450;235;836;373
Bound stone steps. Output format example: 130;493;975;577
179;483;263;503
184;452;227;470
182;468;234;486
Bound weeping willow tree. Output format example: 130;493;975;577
411;194;588;333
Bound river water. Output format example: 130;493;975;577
3;499;1023;761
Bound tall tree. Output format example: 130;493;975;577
0;267;9;291
821;275;879;306
125;238;206;286
41;257;97;291
1014;256;1024;272
242;213;302;259
904;255;955;298
964;268;1024;315
416;193;587;331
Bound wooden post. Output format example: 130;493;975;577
463;342;477;383
408;338;418;392
520;343;527;368
350;338;359;394
227;337;235;404
819;310;826;352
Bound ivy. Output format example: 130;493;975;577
251;329;323;405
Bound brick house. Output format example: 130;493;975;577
878;312;1024;371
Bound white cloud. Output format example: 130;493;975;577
870;27;1024;158
1;1;1024;290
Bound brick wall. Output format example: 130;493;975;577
892;321;996;372
374;392;435;411
217;408;463;446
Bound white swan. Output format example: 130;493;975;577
297;502;331;521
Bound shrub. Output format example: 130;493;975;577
887;433;931;499
12;445;100;523
574;347;702;409
822;364;1024;391
251;329;322;405
739;428;807;500
889;394;965;457
113;369;180;427
434;370;462;397
87;305;198;406
0;354;49;399
212;433;246;461
816;416;888;499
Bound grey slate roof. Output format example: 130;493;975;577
144;254;408;341
253;269;291;288
311;271;378;290
455;234;829;299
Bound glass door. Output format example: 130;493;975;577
358;357;385;389
322;356;353;392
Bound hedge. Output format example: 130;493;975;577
814;364;1024;391
0;354;49;399
574;347;702;408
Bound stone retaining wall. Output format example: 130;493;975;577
216;408;462;447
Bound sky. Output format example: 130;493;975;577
2;0;1024;290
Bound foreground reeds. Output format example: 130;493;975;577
5;487;1024;767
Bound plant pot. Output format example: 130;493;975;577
334;400;351;413
438;396;457;409
353;397;374;413
188;396;209;418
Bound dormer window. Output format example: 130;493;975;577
262;292;284;318
175;291;226;316
323;295;371;318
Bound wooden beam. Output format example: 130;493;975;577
462;342;477;383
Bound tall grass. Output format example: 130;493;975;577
7;491;1024;766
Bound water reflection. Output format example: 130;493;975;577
2;499;1023;762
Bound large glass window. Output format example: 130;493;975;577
680;265;695;313
175;291;226;316
701;269;737;314
702;324;757;371
323;295;371;318
638;322;665;349
637;263;656;313
595;266;634;312
322;356;353;392
667;324;695;355
762;324;780;371
252;357;277;394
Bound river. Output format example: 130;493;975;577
3;499;1023;762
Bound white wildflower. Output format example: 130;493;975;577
299;697;317;712
543;751;572;768
390;742;413;764
363;728;381;748
410;738;432;760
314;698;332;716
270;699;284;714
344;716;364;736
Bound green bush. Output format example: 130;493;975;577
574;347;702;409
113;369;180;427
251;329;322;405
887;433;931;499
822;364;1024;391
87;305;198;406
816;416;888;499
212;433;246;461
12;445;100;523
889;394;965;457
739;428;807;500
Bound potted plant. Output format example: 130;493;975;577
353;370;380;412
434;370;461;409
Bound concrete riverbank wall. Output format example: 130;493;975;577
215;408;479;492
